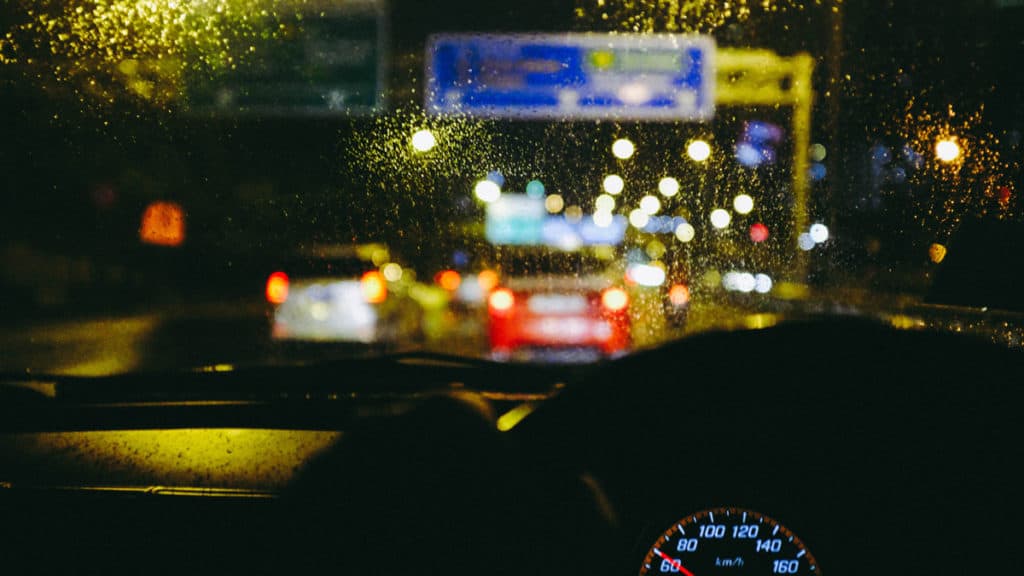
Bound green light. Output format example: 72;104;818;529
526;180;545;198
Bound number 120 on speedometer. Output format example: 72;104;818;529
639;507;821;576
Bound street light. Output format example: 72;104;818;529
658;177;680;197
612;138;636;159
603;174;625;195
474;179;501;203
411;129;437;153
935;138;961;163
687;139;712;162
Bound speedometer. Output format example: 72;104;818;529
639;507;821;576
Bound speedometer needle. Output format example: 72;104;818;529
654;548;695;576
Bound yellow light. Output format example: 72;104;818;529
687;139;712;162
545;194;565;213
381;262;403;282
612;138;635;159
496;402;537;432
488;288;515;312
595;194;616;212
645;239;666;260
640;195;661;215
935;138;961;163
629;209;649;229
710;208;731;229
658;177;680;197
601;287;629;311
929;243;947;263
411;129;436;152
474;179;501;203
733;194;754;214
603;174;625;195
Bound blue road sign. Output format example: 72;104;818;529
426;33;715;121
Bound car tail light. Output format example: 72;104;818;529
435;269;462;292
601;287;629;312
265;271;289;304
669;284;691;306
361;271;387;304
477;269;499;293
488;288;515;315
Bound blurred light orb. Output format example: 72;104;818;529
595;194;616;212
545;194;565;213
674;222;696;242
935;138;961;163
526;179;545;198
658;177;680;197
809;223;830;243
929;243;947;263
754;273;773;294
565;205;584;223
749;222;769;243
629;209;650;229
612;138;636;159
381;263;403;282
710;208;731;229
809;143;827;162
411;129;436;152
733;194;754;215
474;179;501;203
593;210;614;228
798;232;816;251
640;195;661;215
687;139;712;162
603;174;625;195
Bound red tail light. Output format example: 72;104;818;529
488;288;515;315
601;287;629;312
265;271;289;304
361;271;387;304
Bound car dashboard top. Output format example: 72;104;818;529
1;315;1022;575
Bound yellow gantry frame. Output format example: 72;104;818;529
714;48;815;281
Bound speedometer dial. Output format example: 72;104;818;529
639;507;821;576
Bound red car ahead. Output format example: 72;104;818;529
487;250;630;361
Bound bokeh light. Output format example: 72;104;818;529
935;138;961;163
629;209;650;229
674;222;696;242
733;194;754;214
474;179;501;203
658;177;680;197
545;194;565;213
640;195;661;215
603;174;625;195
710;208;731;229
612;138;635;159
687;139;712;162
411;129;436;152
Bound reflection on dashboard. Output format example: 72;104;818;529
640;508;820;576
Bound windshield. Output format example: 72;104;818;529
1;0;1021;374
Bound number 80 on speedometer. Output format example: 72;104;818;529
639;508;821;576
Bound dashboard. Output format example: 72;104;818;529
1;315;1022;575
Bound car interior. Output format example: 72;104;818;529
2;314;1020;575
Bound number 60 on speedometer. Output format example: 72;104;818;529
639;508;821;576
